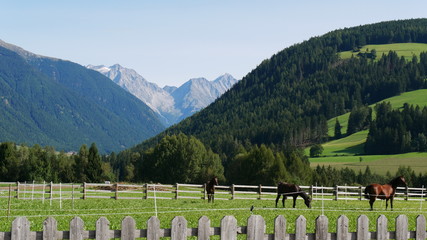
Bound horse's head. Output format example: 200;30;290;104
304;197;312;208
398;176;407;186
212;176;219;185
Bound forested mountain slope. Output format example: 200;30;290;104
132;19;427;162
0;42;165;153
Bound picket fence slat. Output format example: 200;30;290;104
197;216;210;240
247;215;265;240
70;217;84;240
315;215;328;240
416;215;426;240
221;216;237;240
274;215;286;240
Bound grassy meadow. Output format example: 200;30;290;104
339;43;427;61
310;89;427;174
0;197;426;234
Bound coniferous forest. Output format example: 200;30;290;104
2;19;427;186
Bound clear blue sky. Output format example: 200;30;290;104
1;0;426;87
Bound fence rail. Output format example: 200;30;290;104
1;214;426;240
0;182;425;202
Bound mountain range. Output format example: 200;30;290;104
87;64;238;126
0;39;165;153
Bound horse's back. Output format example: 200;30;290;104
277;182;299;195
365;183;393;199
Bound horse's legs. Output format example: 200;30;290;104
390;197;393;210
385;199;389;210
208;194;211;203
369;197;375;211
282;196;286;207
293;196;297;208
275;195;280;207
212;194;214;203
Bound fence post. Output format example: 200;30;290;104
203;183;207;200
175;183;179;200
50;182;53;206
115;183;119;200
7;185;12;219
258;184;262;200
231;184;235;200
144;183;149;199
309;185;313;200
405;186;409;201
334;185;338;201
16;181;20;199
83;182;87;200
359;186;363;201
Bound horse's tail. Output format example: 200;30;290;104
364;185;372;199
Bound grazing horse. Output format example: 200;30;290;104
364;176;407;210
206;177;218;203
275;182;311;208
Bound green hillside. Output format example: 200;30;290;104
327;89;427;136
340;43;427;60
0;44;165;153
312;89;427;174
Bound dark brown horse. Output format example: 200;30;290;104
206;177;218;203
275;182;311;208
364;176;407;210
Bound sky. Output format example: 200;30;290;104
1;1;427;87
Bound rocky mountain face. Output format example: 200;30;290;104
88;64;238;126
0;39;165;153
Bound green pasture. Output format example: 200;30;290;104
339;43;427;61
310;152;427;175
327;89;427;137
312;89;427;175
0;197;426;235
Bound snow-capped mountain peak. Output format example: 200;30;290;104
87;64;238;126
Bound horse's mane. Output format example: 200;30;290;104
388;176;406;187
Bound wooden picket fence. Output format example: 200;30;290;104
2;214;426;240
0;181;425;202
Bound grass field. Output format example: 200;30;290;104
339;43;427;61
311;89;427;174
0;197;426;234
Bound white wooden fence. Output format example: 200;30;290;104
1;214;426;240
0;182;425;202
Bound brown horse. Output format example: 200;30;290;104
364;176;407;210
206;177;218;203
275;182;311;208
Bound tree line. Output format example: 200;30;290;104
0;142;113;183
3;132;427;188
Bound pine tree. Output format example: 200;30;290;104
334;118;342;139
